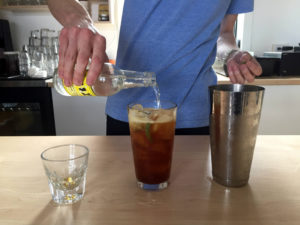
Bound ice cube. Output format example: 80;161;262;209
132;104;144;111
149;110;159;121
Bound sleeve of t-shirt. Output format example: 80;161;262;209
226;0;254;14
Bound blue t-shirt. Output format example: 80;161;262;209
106;0;253;128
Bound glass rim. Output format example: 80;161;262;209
41;144;89;162
128;100;177;110
209;84;265;92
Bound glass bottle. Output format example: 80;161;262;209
53;63;157;96
18;45;31;77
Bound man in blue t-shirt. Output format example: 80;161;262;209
48;0;262;135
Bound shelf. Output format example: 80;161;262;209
0;5;49;12
0;1;116;24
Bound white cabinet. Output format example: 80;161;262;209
258;85;300;135
52;89;107;135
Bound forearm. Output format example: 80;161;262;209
216;32;239;62
216;14;262;83
48;0;93;28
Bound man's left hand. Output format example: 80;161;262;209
226;50;262;84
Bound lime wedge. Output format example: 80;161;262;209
145;123;152;142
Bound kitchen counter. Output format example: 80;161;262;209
214;68;300;85
0;77;52;87
1;135;300;225
217;73;300;85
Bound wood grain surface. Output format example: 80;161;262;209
0;135;300;225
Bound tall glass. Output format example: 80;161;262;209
128;101;177;190
41;144;89;204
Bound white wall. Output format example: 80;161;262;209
0;10;119;59
236;1;300;134
258;85;300;135
51;90;107;135
0;11;61;51
240;0;300;54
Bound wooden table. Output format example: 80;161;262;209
0;136;300;225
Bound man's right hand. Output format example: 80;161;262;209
58;26;108;87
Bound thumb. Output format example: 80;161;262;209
240;52;252;64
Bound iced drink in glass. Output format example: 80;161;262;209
128;101;177;190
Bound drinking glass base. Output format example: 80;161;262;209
48;178;86;205
52;192;83;205
137;181;168;190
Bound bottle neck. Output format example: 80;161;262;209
101;63;157;89
122;74;156;89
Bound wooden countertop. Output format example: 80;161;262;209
1;135;300;225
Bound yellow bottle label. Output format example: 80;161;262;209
63;75;96;96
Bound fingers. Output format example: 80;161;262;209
226;51;262;84
227;61;245;84
73;29;94;85
246;58;263;76
86;35;107;85
63;27;80;86
239;52;252;64
226;62;237;83
57;26;107;87
58;28;68;79
239;64;255;83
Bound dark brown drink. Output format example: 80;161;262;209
128;102;177;190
